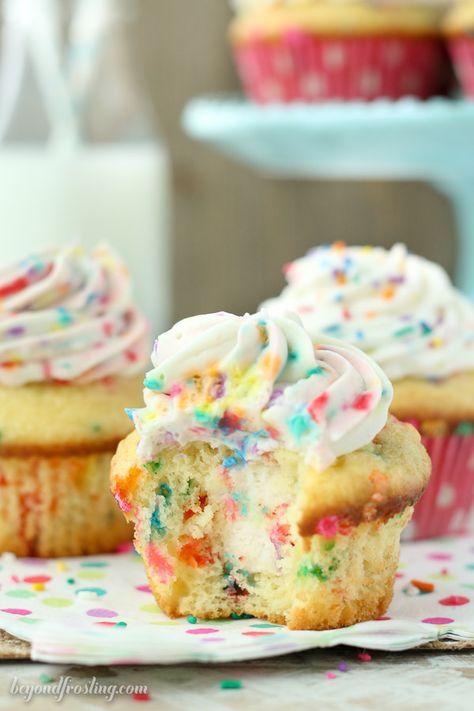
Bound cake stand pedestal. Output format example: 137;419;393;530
183;96;474;298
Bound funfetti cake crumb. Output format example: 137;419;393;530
111;310;430;629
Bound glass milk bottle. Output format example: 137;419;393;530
0;0;170;335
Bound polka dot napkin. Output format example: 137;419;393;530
1;537;474;665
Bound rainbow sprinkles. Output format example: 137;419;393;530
112;310;430;629
128;310;393;471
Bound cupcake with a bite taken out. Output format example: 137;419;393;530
111;309;430;629
262;242;474;540
0;245;149;557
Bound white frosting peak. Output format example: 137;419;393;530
131;309;392;471
0;245;149;385
262;243;474;381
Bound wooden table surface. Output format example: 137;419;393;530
1;635;472;710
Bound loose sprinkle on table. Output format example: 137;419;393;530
39;674;53;684
187;615;197;624
411;579;435;593
220;680;242;690
132;692;151;701
357;652;372;662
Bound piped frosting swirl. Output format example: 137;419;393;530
263;243;474;381
0;245;149;386
131;310;392;470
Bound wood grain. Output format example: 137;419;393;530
0;630;30;660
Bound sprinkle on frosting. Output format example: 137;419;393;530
131;310;392;471
262;243;474;381
0;245;148;386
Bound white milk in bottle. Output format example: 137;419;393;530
0;0;170;335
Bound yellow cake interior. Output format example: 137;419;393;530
112;419;430;629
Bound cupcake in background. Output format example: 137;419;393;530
0;245;149;557
443;0;474;97
229;0;449;103
262;242;474;539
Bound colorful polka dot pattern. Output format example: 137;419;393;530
0;537;473;664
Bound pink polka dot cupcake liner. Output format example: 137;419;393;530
403;424;474;541
449;38;474;98
233;32;449;103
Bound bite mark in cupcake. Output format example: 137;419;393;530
111;310;430;629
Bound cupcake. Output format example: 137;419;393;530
443;1;474;97
111;310;430;629
0;245;149;557
263;242;474;539
229;0;449;103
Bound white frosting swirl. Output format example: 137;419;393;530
263;243;474;381
0;245;149;386
131;310;392;470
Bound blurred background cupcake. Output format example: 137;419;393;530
229;0;450;102
443;0;474;97
262;242;474;539
0;245;149;557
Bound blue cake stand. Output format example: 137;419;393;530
183;96;474;298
